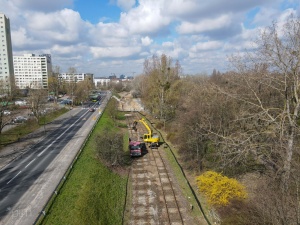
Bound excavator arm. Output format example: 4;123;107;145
138;118;152;136
132;117;160;146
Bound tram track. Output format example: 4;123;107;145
150;147;184;224
126;112;186;224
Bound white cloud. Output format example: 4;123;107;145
117;0;136;11
277;8;298;23
90;46;141;58
89;22;129;46
162;42;174;48
141;36;153;46
177;14;232;34
52;44;88;57
10;0;73;12
252;7;279;26
1;0;299;76
120;0;171;35
190;41;223;52
11;28;31;48
25;9;87;43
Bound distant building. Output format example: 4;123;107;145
13;54;52;89
94;77;111;87
94;75;134;87
59;73;94;83
109;75;117;79
0;13;15;93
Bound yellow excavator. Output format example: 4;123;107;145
132;118;160;147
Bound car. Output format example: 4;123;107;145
59;99;72;105
2;110;11;115
15;100;27;106
89;108;95;112
13;116;28;123
47;96;55;102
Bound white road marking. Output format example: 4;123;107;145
5;109;90;185
25;158;36;169
37;111;88;157
7;170;22;184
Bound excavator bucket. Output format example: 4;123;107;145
132;121;138;131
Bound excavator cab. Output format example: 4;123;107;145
143;134;150;140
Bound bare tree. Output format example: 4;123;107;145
68;67;77;106
0;79;15;134
48;65;61;102
222;16;300;189
74;78;93;105
191;15;300;224
142;54;181;121
27;88;48;123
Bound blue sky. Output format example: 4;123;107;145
0;0;299;77
73;0;121;23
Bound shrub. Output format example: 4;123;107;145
95;128;130;167
196;171;247;206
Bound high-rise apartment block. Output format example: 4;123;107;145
0;13;15;93
13;54;52;89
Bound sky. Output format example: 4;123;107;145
0;0;299;78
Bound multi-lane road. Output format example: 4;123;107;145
0;92;109;225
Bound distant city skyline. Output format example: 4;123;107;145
0;0;299;77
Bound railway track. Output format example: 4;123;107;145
150;147;184;224
126;112;187;225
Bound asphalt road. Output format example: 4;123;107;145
0;92;110;225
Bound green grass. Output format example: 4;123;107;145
38;108;70;125
0;122;39;145
40;105;128;225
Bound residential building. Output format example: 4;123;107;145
94;77;111;87
0;13;15;93
13;54;52;89
59;73;94;83
93;75;134;87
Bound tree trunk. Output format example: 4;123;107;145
282;127;294;191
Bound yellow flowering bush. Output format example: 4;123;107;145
196;171;247;206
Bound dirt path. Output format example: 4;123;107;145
117;92;144;112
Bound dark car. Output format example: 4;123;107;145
60;99;72;105
89;108;95;112
129;141;147;157
13;116;28;123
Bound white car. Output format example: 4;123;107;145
15;100;27;106
2;110;11;115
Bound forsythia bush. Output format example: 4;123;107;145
196;171;247;206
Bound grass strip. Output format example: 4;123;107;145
40;106;128;225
